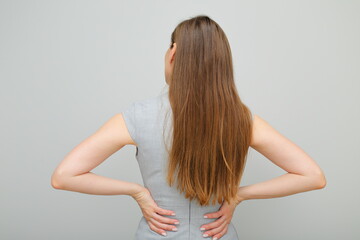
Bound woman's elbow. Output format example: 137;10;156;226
312;171;327;189
51;171;66;189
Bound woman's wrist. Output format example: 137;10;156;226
130;183;146;199
236;186;248;204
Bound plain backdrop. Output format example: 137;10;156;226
1;0;359;239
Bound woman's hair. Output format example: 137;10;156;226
163;15;253;206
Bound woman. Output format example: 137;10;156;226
51;15;326;240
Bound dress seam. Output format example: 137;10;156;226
189;200;191;240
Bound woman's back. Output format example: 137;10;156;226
122;91;240;240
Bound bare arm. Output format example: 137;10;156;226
51;113;181;234
51;114;144;198
236;115;326;202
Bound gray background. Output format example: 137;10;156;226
1;0;359;239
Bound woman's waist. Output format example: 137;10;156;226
156;200;222;219
136;216;239;240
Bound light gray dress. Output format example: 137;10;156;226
122;91;240;240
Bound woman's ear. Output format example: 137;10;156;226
170;43;176;63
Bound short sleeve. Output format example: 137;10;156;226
121;102;137;144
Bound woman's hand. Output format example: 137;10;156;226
132;187;180;236
200;197;245;240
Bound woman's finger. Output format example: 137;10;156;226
202;217;228;238
148;221;167;236
151;211;180;225
155;206;176;216
200;214;226;231
211;224;228;240
149;215;178;232
204;209;223;219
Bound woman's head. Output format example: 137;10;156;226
164;15;233;86
164;15;253;206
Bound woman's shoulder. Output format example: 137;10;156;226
133;94;163;109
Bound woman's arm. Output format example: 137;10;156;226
51;113;143;198
236;115;326;202
51;113;180;235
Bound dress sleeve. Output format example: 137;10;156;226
121;101;137;144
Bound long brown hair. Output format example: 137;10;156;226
163;15;253;206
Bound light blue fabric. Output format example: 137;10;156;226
122;91;240;240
